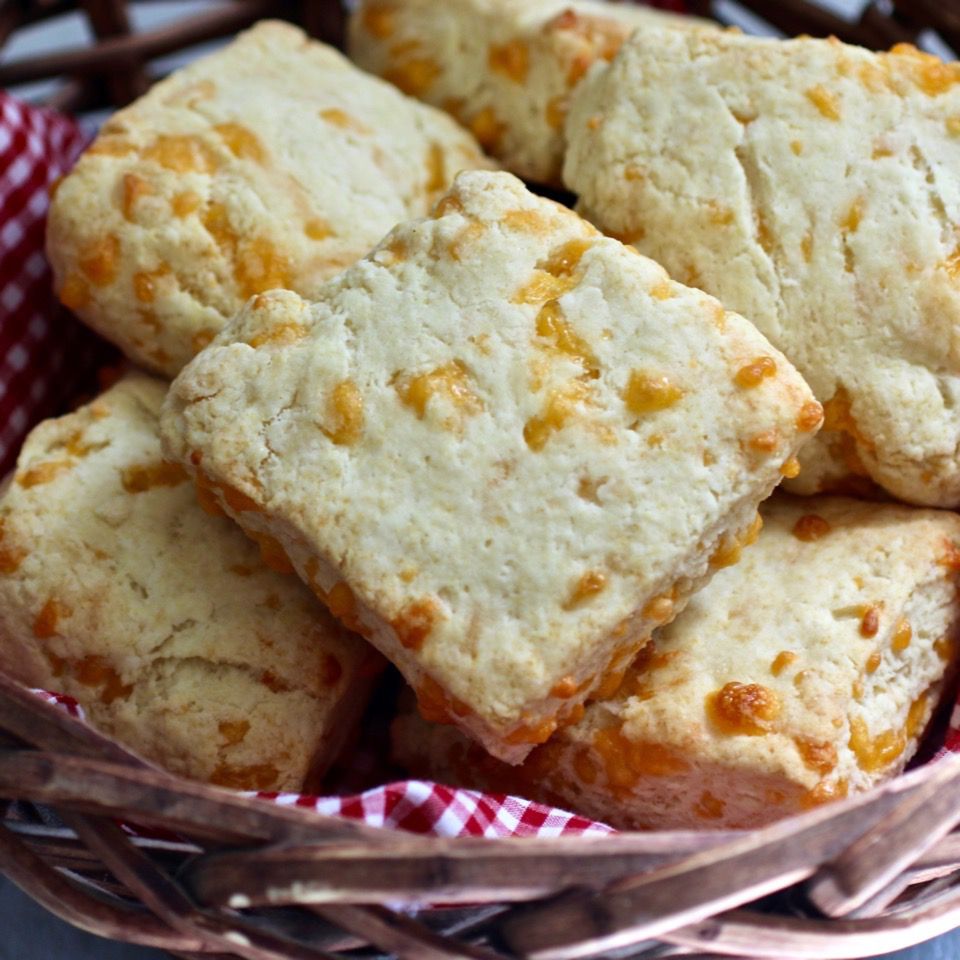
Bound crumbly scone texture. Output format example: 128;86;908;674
348;0;708;184
565;28;960;508
393;495;960;829
0;373;375;791
46;20;493;378
160;169;819;764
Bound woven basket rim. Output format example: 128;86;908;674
3;1;960;957
5;663;960;959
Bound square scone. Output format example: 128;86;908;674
0;374;379;792
160;170;819;764
348;0;708;185
46;20;492;378
394;495;960;828
564;28;960;507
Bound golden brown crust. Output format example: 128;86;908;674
394;495;960;828
566;29;960;507
349;0;709;184
47;20;492;376
0;373;377;791
161;170;818;765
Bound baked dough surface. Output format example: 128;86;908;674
0;373;375;791
47;20;493;376
161;169;819;764
566;28;960;507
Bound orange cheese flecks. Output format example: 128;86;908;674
707;682;781;736
805;85;842;120
563;571;607;610
392;597;441;651
121;461;188;493
734;356;777;389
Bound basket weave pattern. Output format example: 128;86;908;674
6;672;960;958
3;1;960;957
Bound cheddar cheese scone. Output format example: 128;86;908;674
0;374;378;791
348;0;708;184
160;170;818;764
394;495;960;829
565;29;960;508
46;20;492;378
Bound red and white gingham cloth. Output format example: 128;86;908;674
256;782;613;836
32;689;611;837
0;92;115;478
3;81;958;842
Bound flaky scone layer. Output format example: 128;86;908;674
348;0;709;184
394;495;960;828
0;374;376;791
161;170;818;764
565;28;960;507
47;20;492;377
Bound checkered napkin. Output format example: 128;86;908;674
32;689;611;837
257;782;613;836
0;92;116;477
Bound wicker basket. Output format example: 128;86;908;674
4;2;960;957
